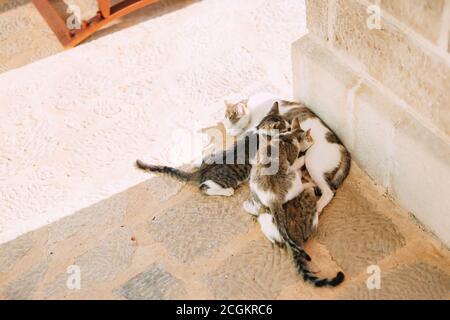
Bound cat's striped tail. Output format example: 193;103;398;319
270;203;344;287
270;203;311;261
293;250;345;287
136;160;198;182
330;148;351;191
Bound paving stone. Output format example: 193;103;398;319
338;262;450;300
0;232;33;273
4;262;47;300
316;178;406;277
48;192;127;243
116;264;185;300
45;226;136;297
140;175;185;203
148;187;251;263
205;240;300;300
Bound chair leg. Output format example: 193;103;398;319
33;0;161;48
31;0;72;47
98;0;111;18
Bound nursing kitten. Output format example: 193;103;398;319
223;92;298;136
136;130;258;197
243;118;314;257
283;104;351;214
255;187;345;287
244;117;312;214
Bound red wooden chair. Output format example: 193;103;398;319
32;0;161;48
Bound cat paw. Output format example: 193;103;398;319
222;188;235;197
243;200;258;216
312;211;319;229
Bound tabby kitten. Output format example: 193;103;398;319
136;130;258;196
243;118;314;255
283;104;351;214
255;187;345;287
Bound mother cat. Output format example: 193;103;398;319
224;94;351;214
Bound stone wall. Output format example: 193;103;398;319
293;0;450;246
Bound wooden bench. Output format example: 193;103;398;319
32;0;161;48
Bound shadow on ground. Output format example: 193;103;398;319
0;0;198;73
0;159;449;300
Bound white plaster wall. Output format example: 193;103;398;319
0;0;307;244
292;35;450;246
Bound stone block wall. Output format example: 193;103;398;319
293;0;450;246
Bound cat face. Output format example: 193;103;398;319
291;117;313;152
223;100;250;136
256;102;290;135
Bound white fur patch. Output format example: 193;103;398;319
301;118;342;174
300;118;343;212
312;211;319;230
224;92;299;136
249;179;276;207
258;213;283;244
224;115;251;136
243;200;259;216
202;180;234;197
284;170;305;202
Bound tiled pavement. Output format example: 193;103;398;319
1;163;449;300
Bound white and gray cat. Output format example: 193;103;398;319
136;131;257;197
223;92;299;136
224;93;351;214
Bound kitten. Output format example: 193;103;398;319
223;92;298;136
255;187;345;287
255;101;291;135
243;118;315;256
136;130;258;197
283;104;351;214
243;117;312;214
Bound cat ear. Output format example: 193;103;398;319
291;117;302;131
268;101;279;115
237;101;248;114
305;129;312;138
284;129;298;140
